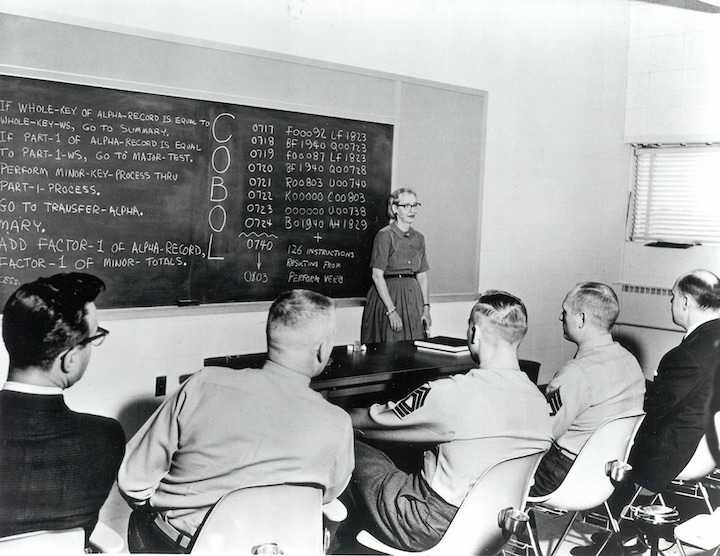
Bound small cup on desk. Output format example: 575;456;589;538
348;341;363;352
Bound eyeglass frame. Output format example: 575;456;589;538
394;202;422;209
59;325;109;368
77;326;110;348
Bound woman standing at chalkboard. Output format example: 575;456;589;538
361;188;431;343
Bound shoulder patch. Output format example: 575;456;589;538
547;388;562;416
392;385;431;419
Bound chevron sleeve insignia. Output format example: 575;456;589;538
547;388;562;417
392;384;432;419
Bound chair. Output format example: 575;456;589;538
524;412;646;556
0;527;85;555
671;413;720;556
89;521;126;553
621;432;718;523
674;508;720;555
0;521;124;555
190;484;331;554
667;433;716;513
355;450;546;556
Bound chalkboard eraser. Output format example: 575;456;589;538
177;299;200;306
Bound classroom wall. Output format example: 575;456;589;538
0;0;688;430
615;1;720;376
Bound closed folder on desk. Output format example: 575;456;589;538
414;336;470;354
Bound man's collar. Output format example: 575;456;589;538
576;333;614;356
684;316;720;340
263;360;313;386
2;381;63;395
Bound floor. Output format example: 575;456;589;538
97;484;716;555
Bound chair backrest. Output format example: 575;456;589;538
88;521;125;553
429;450;546;556
190;484;324;554
531;412;645;512
0;527;85;555
676;434;716;481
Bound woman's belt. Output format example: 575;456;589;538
384;273;416;279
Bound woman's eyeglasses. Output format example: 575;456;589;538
395;203;422;209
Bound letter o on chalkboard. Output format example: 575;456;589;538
208;205;227;233
211;146;231;173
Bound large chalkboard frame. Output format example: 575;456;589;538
0;74;392;308
0;13;487;314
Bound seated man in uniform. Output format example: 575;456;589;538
339;290;553;552
118;289;354;553
530;282;645;496
0;273;125;547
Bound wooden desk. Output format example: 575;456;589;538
201;341;540;407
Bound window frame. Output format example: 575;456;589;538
627;143;720;246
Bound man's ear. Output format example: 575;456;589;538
59;346;79;374
578;312;586;328
316;336;331;364
469;325;478;346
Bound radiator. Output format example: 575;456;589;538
616;282;674;330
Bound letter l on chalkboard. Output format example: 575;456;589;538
207;234;224;260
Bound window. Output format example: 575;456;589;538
629;144;720;245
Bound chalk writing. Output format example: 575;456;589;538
0;75;392;307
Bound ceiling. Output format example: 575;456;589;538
638;0;720;12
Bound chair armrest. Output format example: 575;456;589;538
322;498;348;522
88;522;125;553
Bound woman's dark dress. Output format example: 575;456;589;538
361;223;429;343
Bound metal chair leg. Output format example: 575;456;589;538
698;482;713;513
525;515;543;556
547;511;578;556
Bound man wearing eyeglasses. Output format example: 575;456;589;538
0;272;125;547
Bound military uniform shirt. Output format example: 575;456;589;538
354;367;552;506
118;362;354;538
545;334;645;456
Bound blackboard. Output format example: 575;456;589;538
0;75;392;308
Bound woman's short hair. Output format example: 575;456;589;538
567;282;619;330
2;273;105;370
470;289;528;344
386;188;417;220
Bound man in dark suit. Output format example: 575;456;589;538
628;269;720;493
0;273;126;546
575;269;720;555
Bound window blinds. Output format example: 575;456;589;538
630;145;720;245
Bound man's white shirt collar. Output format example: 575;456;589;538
2;381;63;395
684;316;720;340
